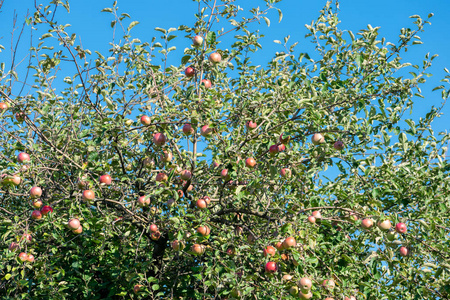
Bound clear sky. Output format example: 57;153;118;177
1;0;449;134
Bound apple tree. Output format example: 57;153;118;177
0;0;450;299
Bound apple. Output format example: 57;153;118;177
77;176;89;189
265;261;277;273
378;220;392;231
201;79;212;88
322;279;335;289
0;102;8;111
399;246;409;257
143;157;155;169
312;211;322;219
299;292;313;299
3;175;22;186
17;152;30;163
347;213;358;222
289;286;299;296
133;284;143;294
191;244;205;255
161;151;173;162
299;277;312;292
185;66;195;77
361;218;374;229
177;189;184;198
82;190;95;202
263;246;276;257
311;133;325;145
334;140;344;150
246;121;257;130
279;134;290;145
325;298;335;300
395;222;407;234
151;232;161;241
209;52;221;63
180;170;192;180
220;169;230;180
31;210;42;220
21;233;32;244
68;218;80;230
200;125;213;137
226;247;235;256
153;133;167;146
171;240;185;251
269;144;279;156
30;186;42;198
9;242;19;251
32;200;43;209
182;124;194;135
140;115;151;126
274;241;284;251
41;205;53;215
18;252;28;262
203;196;211;205
192;35;203;47
386;231;398;241
155;173;168;182
197;225;210;236
277;144;286;152
73;225;83;234
245;157;256;168
280;168;291;178
307;216;316;224
283;237;296;249
15;112;26;122
344;297;357;300
138;195;149;207
185;183;194;192
99;174;112;185
150;224;158;233
196;199;207;209
282;274;293;281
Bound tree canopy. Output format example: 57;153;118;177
0;0;450;299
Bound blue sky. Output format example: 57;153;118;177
0;0;449;134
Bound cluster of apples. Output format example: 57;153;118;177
362;218;409;256
184;35;221;81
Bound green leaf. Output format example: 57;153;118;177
128;21;139;32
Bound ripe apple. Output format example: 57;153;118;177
245;157;256;168
133;284;143;294
30;186;42;198
307;216;316;224
155;172;168;182
15;112;26;122
226;247;235;256
203;196;211;205
191;244;205;255
201;79;212;88
161;151;173;162
344;297;357;300
148;224;158;233
41;205;53;215
246;121;257;130
299;292;313;299
265;261;277;273
177;189;184;198
209;52;221;63
32;200;43;209
182;124;194;135
311;133;325;145
82;190;95;202
312;211;322;219
399;246;409;257
197;225;210;236
31;210;42;220
282;274;293;281
3;175;22;186
180;170;192;180
9;242;19;251
275;241;284;251
395;222;407;234
171;240;185;251
18;252;28;262
200;125;213;137
0;102;8;111
325;298;335;300
17;152;30;163
263;246;276;257
334;140;344;150
299;277;312;292
361;218;374;229
192;35;203;47
269;144;279;156
283;237;296;249
196;199;207;209
21;233;32;244
73;225;83;234
378;220;392;231
185;66;195;77
153;133;167;146
220;169;230;180
280;168;291;178
99;174;112;185
151;232;161;241
347;213;358;222
68;218;81;230
140;115;151;126
322;279;335;289
277;144;286;152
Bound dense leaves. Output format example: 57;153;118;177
0;0;449;299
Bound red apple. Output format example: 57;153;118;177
185;66;195;77
263;246;276;257
82;190;95;202
153;133;167;146
201;79;212;88
138;195;149;207
180;170;192;180
203;196;211;205
9;242;19;251
183;124;194;135
311;133;325;145
299;277;312;292
399;246;409;257
245;157;256;168
99;174;112;185
283;237;296;249
325;298;335;300
30;186;42;198
32;200;43;209
269;144;279;156
31;210;42;220
140;115;151;126
17;152;30;163
265;261;277;273
68;218;81;230
196;199;207;209
280;168;291;178
73;225;83;234
361;218;374;229
192;35;203;47
322;279;335;289
18;252;28;262
312;211;322;219
151;232;161;241
307;216;316;224
344;297;357;300
220;169;230;180
41;205;53;215
191;244;205;255
274;241;284;251
209;52;221;63
0;102;8;111
246;121;257;130
21;233;32;244
395;222;407;234
171;240;185;251
200;125;213;137
334;140;344;150
378;220;392;231
226;247;235;256
197;225;210;236
277;144;286;152
150;224;158;233
156;172;168;182
161;151;173;162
